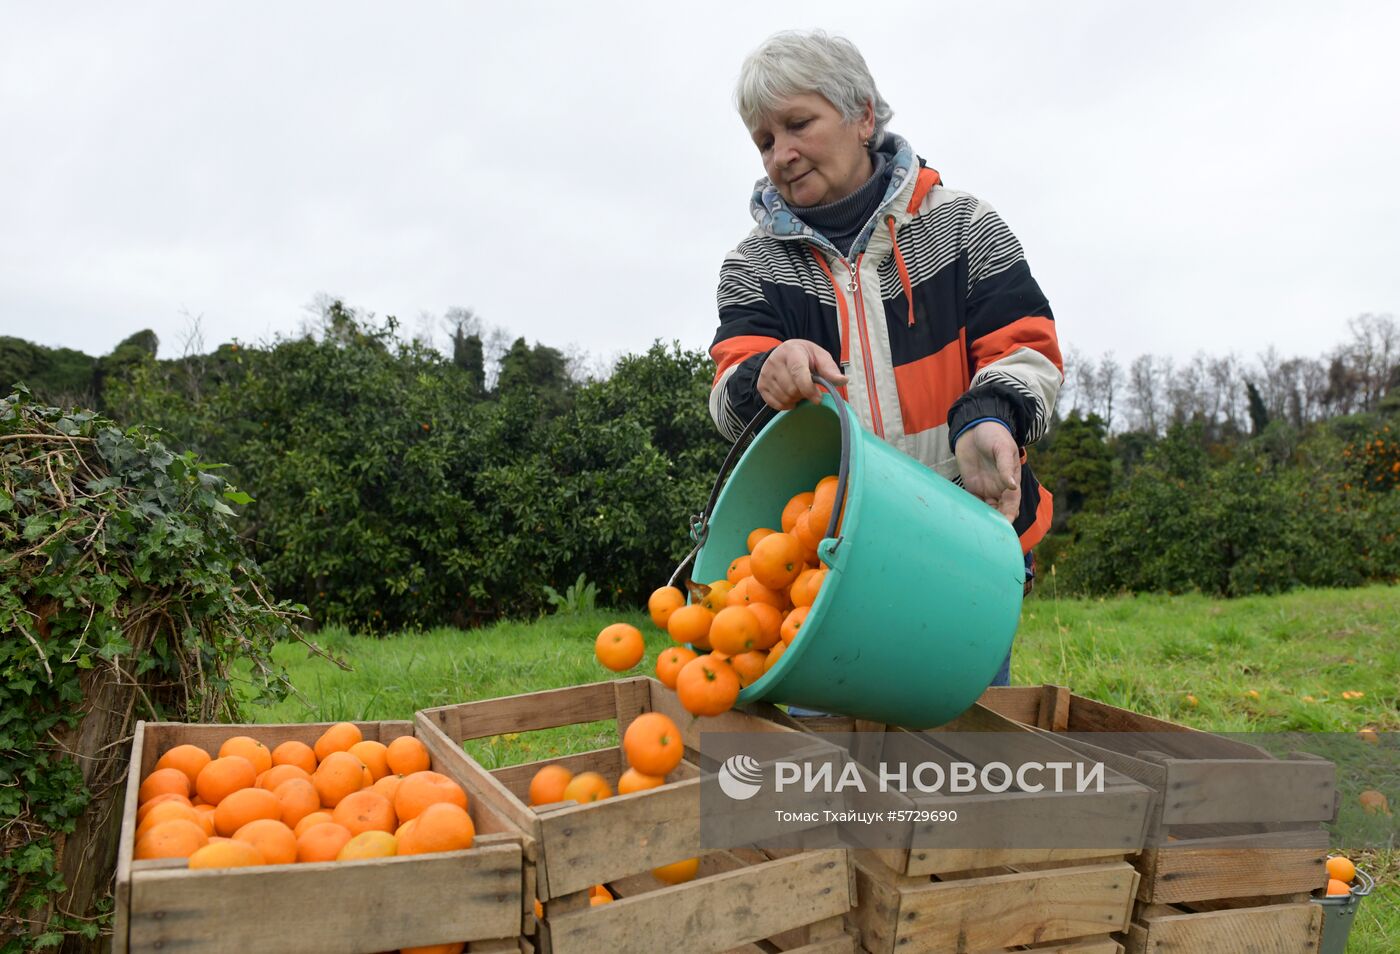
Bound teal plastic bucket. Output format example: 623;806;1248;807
691;389;1025;728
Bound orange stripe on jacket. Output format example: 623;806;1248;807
969;316;1063;375
906;167;942;213
808;249;851;369
711;335;783;383
808;250;851;401
892;330;969;435
1018;485;1053;555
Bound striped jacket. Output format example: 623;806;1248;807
708;135;1062;553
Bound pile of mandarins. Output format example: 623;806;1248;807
559;475;839;898
133;725;474;871
595;474;839;718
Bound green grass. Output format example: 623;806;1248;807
1018;581;1400;732
246;610;665;768
238;585;1398;952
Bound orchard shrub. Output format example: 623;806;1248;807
1059;420;1399;596
104;315;727;630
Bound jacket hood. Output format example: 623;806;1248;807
748;133;919;251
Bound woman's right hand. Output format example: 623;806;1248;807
757;340;849;410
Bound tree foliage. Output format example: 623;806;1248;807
1053;417;1399;596
98;307;726;630
9;306;1397;614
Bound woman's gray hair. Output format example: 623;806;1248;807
735;30;894;147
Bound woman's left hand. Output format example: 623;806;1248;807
955;421;1021;522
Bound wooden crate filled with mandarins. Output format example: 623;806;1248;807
416;676;858;954
114;718;532;954
976;686;1331;953
774;703;1153;954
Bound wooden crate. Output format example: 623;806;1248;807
777;706;1150;953
416;677;858;954
977;686;1334;904
1122;896;1323;953
772;706;1154;875
114;719;531;954
851;853;1137;954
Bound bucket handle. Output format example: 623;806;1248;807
668;375;853;589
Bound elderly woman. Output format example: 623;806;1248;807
708;30;1063;686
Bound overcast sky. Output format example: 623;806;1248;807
3;1;1398;371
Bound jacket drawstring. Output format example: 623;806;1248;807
887;217;916;327
807;247;851;397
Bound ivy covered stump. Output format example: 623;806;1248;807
0;389;309;952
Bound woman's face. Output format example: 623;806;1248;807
750;92;875;208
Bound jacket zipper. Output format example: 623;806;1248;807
845;254;886;439
768;170;913;439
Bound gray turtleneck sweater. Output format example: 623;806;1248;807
790;151;892;258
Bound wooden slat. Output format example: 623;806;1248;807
1040;685;1072;733
127;844;522;952
979;687;1281;760
1062;698;1274;762
1060;698;1198;739
908;846;1135;880
536;778;703;897
1012;939;1123;954
866;860;1139;953
1122;902;1322;953
849;719;888;766
542;849;850;954
764;912;847;950
111;719;147;954
1158;758;1336;826
421;680;621;740
929;705;1134;778
900;787;1149;876
1184;892;1316;911
859;723;1150;876
522;861;537;935
1010;855;1132;873
133;720;415;759
1137;828;1329;903
613;679;651;739
772;938;854;954
973;686;1044;725
849;862;902;954
719;937;854;954
783;706;1149;878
